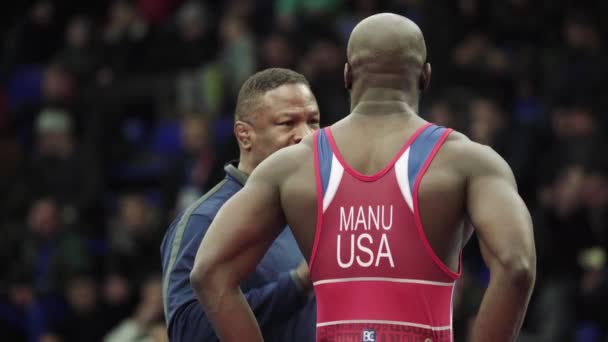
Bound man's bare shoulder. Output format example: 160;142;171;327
442;130;515;185
249;134;314;184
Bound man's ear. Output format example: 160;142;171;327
234;120;253;150
344;62;352;91
419;62;431;92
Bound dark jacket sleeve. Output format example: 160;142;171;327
162;214;308;342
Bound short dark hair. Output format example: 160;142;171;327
235;68;310;121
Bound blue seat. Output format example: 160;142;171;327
576;322;602;342
7;65;43;111
150;120;182;155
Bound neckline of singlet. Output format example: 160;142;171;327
323;122;433;182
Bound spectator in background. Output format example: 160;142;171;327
535;162;590;276
171;1;223;115
581;158;608;245
468;95;535;186
41;63;77;109
531;99;601;204
0;269;35;342
450;30;511;97
20;198;91;294
0;131;26;220
577;158;608;336
220;13;256;98
44;272;110;342
469;97;506;148
102;271;136;335
511;76;544;125
104;274;166;342
24;109;102;226
517;274;577;342
275;0;344;33
386;0;425;23
543;11;607;102
335;0;378;45
54;16;99;84
107;193;162;288
100;0;151;76
11;61;77;152
544;99;603;171
259;32;296;70
175;66;225;117
424;93;470;133
523;154;583;342
450;0;491;36
152;1;218;71
528;158;603;338
298;38;348;126
523;135;607;342
2;0;60;70
490;0;542;45
163;115;220;215
136;0;181;24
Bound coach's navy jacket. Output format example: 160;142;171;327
161;162;316;342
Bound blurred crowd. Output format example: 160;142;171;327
0;0;607;341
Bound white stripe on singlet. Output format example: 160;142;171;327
313;276;454;287
394;147;414;212
316;319;452;331
322;154;344;212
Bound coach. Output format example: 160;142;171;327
161;68;320;341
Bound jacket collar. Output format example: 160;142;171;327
224;161;248;186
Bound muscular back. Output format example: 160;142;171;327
280;114;478;273
194;110;534;342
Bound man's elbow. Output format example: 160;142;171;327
190;259;238;317
190;257;235;298
501;253;536;290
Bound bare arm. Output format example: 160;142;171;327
464;143;536;342
190;147;303;341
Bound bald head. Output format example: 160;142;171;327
346;13;427;86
